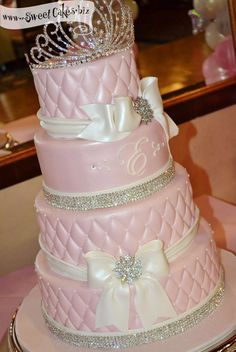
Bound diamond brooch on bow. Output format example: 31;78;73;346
133;97;154;124
114;255;142;284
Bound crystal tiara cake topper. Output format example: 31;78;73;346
28;0;134;69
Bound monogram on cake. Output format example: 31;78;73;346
11;1;228;351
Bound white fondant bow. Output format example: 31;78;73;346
85;240;177;331
140;77;179;140
80;77;178;142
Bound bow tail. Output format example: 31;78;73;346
95;283;130;331
166;113;179;139
134;277;177;329
154;111;179;141
140;77;179;141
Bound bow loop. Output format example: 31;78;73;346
115;96;141;132
140;77;163;114
80;98;141;142
85;251;115;289
139;77;179;140
136;240;169;278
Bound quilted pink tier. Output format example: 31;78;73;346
35;220;221;333
31;49;139;119
36;163;197;267
34;120;170;194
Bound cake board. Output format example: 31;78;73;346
8;250;236;352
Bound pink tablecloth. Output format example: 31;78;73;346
0;195;235;342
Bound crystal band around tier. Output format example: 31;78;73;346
42;272;224;350
43;159;175;211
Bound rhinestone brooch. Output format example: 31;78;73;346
114;255;142;284
133;97;154;124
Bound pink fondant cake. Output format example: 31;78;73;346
14;1;224;350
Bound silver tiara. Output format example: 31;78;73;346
29;0;134;69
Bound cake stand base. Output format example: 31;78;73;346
8;250;236;352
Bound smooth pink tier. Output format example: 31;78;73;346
35;221;221;333
32;50;139;119
36;164;197;267
34;120;170;194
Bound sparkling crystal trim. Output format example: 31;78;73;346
114;256;142;284
43;159;175;211
29;0;134;69
133;97;154;124
42;271;224;349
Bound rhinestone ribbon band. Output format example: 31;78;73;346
42;272;224;349
43;159;175;211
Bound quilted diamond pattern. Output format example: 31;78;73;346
37;177;196;267
32;50;139;119
37;229;221;332
163;242;220;313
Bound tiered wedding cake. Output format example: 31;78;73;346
15;1;224;350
